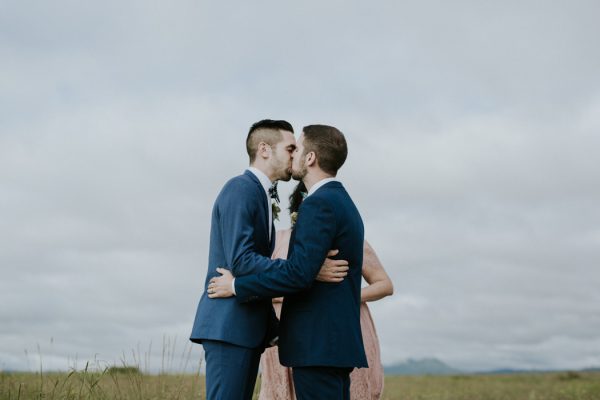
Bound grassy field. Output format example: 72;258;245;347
383;372;600;400
1;369;599;399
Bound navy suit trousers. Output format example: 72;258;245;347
292;366;353;400
202;340;262;400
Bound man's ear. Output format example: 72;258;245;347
257;142;271;159
306;151;317;167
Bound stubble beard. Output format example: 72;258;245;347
271;153;293;182
279;167;293;182
291;163;307;181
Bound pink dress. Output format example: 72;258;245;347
259;230;384;400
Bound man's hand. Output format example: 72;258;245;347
316;249;349;283
207;268;235;298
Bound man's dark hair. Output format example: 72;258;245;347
302;125;347;176
246;119;294;163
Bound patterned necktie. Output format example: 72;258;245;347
268;182;280;204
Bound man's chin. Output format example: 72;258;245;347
291;166;306;181
279;173;293;182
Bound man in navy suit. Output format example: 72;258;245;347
190;120;349;400
208;125;367;400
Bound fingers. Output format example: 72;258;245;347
323;276;344;283
208;290;224;298
322;267;348;282
332;259;349;267
327;249;339;257
206;268;233;298
206;280;220;295
209;268;225;284
325;258;349;267
325;266;348;276
331;265;349;273
206;284;228;298
209;267;232;285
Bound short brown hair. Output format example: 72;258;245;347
302;125;347;176
246;119;294;163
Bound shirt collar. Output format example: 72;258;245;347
306;177;338;197
247;167;273;195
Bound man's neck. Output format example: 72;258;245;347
303;171;334;193
249;162;274;183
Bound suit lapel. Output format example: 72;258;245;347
244;170;271;244
270;221;276;253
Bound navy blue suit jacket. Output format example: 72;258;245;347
190;170;276;349
234;181;368;368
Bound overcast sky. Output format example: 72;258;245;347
2;0;600;373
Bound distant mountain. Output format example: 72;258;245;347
384;358;461;375
582;367;600;372
479;366;600;375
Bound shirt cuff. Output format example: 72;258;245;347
231;278;236;295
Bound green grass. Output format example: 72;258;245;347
382;372;600;400
2;370;600;399
0;367;205;400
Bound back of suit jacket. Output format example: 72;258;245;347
190;171;277;348
235;181;368;368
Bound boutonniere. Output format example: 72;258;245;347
290;211;299;227
272;201;281;221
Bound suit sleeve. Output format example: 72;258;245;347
218;180;282;277
234;195;336;302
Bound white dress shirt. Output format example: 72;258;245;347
306;177;338;197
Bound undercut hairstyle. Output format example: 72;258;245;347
246;119;294;163
302;124;347;176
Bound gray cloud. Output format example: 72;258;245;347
2;0;600;372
